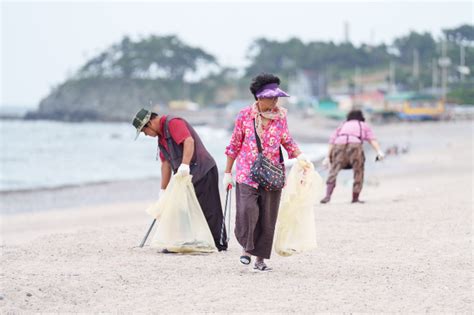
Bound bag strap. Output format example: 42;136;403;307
164;115;176;160
253;119;284;164
252;119;263;153
338;120;363;144
157;115;178;163
336;122;344;137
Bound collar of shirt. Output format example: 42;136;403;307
157;115;167;137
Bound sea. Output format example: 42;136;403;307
0;119;327;192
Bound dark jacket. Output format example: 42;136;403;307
158;116;216;184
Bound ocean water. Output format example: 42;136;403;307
0;120;326;192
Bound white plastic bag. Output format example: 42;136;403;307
149;175;217;253
274;160;323;256
145;192;166;220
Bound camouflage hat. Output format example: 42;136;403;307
132;108;152;140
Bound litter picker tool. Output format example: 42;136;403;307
139;218;156;248
219;184;232;247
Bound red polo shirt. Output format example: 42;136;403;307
157;115;192;162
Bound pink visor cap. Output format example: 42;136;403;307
255;83;290;98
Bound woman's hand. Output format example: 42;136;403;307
322;156;330;168
376;150;385;161
297;153;312;169
223;173;234;190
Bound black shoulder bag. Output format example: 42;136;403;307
249;119;285;191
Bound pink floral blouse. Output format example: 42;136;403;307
225;105;300;188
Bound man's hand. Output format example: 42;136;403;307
176;163;190;177
159;188;166;199
222;173;234;190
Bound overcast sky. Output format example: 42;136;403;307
1;0;472;107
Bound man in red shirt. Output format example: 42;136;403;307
132;108;227;251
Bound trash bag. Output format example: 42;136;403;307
274;160;323;256
145;193;166;220
149;175;217;253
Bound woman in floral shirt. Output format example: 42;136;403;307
223;73;311;271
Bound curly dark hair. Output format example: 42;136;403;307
249;73;281;100
346;110;365;122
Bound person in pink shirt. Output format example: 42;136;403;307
223;73;311;271
321;110;384;204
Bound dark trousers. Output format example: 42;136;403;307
194;166;227;251
235;183;282;259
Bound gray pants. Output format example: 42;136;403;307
235;183;282;259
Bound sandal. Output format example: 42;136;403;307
239;255;251;265
253;261;272;272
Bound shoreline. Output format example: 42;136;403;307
0;176;160;195
0;111;330;197
0;112;332;214
1;119;468;215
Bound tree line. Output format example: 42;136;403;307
74;24;473;104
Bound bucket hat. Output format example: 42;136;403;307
132;108;152;140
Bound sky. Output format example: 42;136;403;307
1;0;473;108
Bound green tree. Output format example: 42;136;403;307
393;31;437;64
79;35;217;81
443;24;474;44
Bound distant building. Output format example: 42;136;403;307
352;90;386;110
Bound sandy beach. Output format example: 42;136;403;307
1;120;472;313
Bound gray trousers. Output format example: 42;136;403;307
235;183;282;259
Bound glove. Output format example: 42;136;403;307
176;163;190;177
297;153;310;162
322;156;330;168
376;150;385;161
159;188;166;198
222;172;234;190
297;153;311;168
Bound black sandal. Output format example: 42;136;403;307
239;255;251;265
253;261;272;272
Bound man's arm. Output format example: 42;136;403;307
161;160;172;189
181;136;195;165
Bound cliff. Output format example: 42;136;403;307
25;77;214;122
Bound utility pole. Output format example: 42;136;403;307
438;40;451;100
344;21;350;43
354;67;361;94
458;43;470;81
389;61;396;93
413;49;420;91
432;58;438;90
370;28;375;47
460;44;465;81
